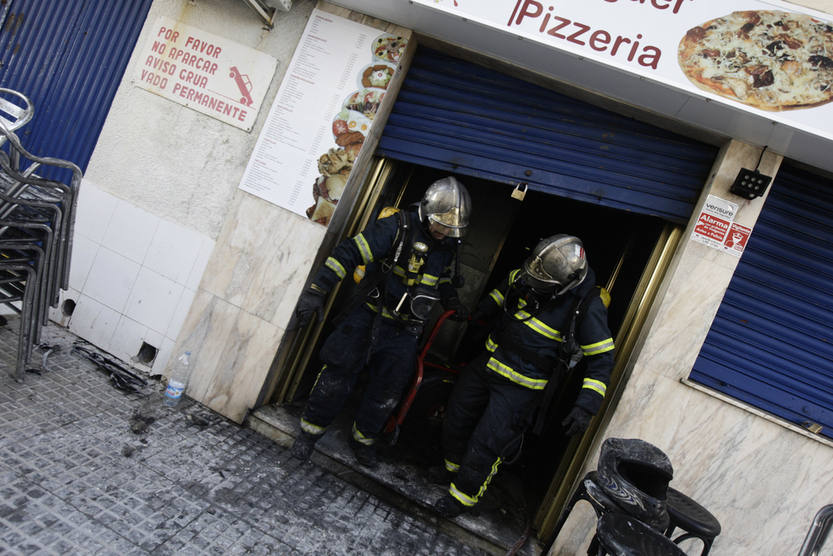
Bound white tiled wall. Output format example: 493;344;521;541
50;180;214;375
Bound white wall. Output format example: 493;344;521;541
786;0;833;12
51;181;213;374
56;0;317;374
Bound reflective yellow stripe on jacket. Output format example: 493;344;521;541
325;256;346;280
521;315;562;341
485;335;549;390
486;355;548;390
583;378;607;397
582;338;615;356
483;311;563;390
353;233;373;265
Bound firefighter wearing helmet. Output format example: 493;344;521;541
419;176;471;239
290;176;472;468
433;234;615;518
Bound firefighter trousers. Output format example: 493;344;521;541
441;355;542;508
301;306;420;442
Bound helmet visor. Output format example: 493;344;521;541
519;269;559;293
428;209;467;238
521;256;559;291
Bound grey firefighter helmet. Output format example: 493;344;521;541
521;234;588;296
418;176;471;238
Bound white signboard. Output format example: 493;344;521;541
238;9;407;226
135;16;278;132
413;0;833;142
691;194;750;256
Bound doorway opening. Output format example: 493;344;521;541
278;159;668;539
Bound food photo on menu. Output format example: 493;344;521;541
678;9;833;111
306;32;408;225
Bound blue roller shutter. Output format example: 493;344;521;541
691;162;833;439
0;0;152;181
378;48;718;223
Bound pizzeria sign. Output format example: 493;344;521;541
413;0;833;141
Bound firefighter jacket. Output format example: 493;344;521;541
310;208;458;323
476;267;615;414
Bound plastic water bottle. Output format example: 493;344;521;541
164;351;191;406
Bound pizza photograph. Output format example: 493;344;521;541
678;10;833;111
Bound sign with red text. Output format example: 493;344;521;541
723;222;751;257
692;195;738;250
413;0;833;143
134;16;277;132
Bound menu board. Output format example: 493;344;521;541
238;9;407;226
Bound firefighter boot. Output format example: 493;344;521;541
433;493;466;519
290;431;320;461
349;437;379;469
426;465;456;485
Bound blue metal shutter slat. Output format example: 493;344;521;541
408;53;714;154
696;348;833;413
0;0;152;179
691;161;833;438
705;310;833;394
383;111;699;197
379;48;717;222
380;122;697;216
720;286;833;344
691;360;833;426
378;134;693;217
397;78;713;168
389;97;709;182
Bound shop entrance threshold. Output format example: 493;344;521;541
248;404;543;555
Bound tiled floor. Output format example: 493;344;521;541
0;319;494;555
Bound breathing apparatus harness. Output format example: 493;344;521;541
355;207;462;335
501;273;554;322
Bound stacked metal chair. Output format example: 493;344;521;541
0;88;82;380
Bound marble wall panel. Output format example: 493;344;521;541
199;193;326;326
177;289;283;422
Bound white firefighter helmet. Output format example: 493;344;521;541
418;176;471;238
521;234;588;295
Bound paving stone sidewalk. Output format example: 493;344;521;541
0;320;488;555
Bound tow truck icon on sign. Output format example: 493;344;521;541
229;66;253;106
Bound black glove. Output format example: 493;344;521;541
445;296;470;321
561;406;593;436
293;288;326;328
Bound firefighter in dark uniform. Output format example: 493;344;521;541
433;234;615;517
290;177;472;468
